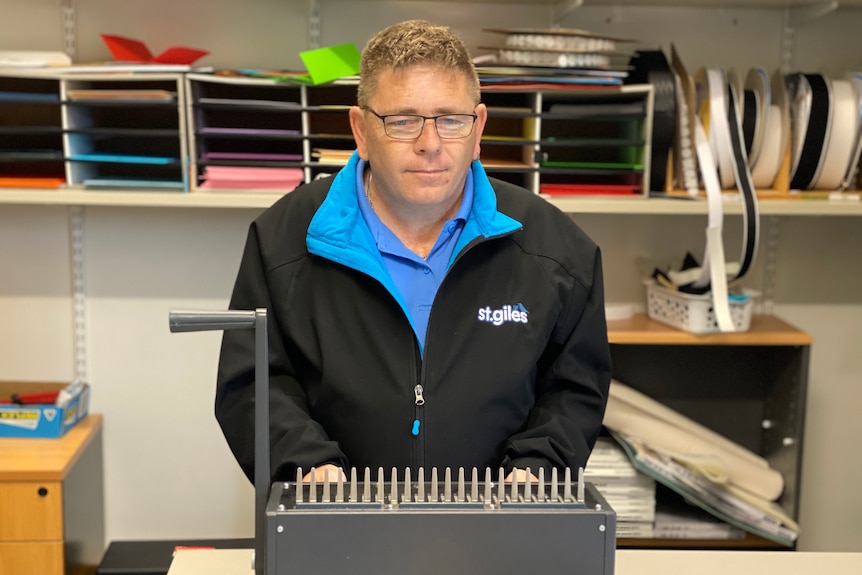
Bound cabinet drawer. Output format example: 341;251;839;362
0;481;63;540
0;541;63;575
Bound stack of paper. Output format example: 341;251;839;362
603;380;799;546
0;176;66;188
585;436;656;539
197;166;303;192
652;486;747;540
312;148;355;165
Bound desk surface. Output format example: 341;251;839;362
168;548;862;575
0;414;103;481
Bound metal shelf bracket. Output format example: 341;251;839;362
70;206;87;382
61;0;77;60
309;0;322;50
781;2;839;75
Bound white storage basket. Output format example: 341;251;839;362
645;280;754;335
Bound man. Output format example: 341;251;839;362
216;20;611;485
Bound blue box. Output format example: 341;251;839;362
0;381;90;438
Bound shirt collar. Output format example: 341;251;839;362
355;159;473;244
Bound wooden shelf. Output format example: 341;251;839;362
607;314;812;346
2;188;862;216
360;0;862;6
0;189;276;209
617;532;786;550
0;414;103;481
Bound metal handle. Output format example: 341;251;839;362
168;307;269;575
169;309;256;332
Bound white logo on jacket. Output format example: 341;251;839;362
477;303;529;326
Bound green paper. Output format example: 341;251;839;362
299;43;361;85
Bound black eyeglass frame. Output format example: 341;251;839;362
363;107;479;140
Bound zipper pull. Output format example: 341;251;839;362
412;384;424;436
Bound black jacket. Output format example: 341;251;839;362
216;156;611;482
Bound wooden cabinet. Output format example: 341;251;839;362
606;315;811;549
0;415;105;575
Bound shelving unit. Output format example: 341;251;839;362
185;75;653;195
4;69;862;214
0;71;188;191
186;74;306;191
2;71;653;197
63;74;187;190
535;86;651;197
607;314;811;549
0;73;65;187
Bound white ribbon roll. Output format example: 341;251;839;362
751;106;784;189
814;79;858;190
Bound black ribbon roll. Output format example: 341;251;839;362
787;73;831;191
625;50;676;195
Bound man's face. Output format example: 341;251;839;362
350;64;487;213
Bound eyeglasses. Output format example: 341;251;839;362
364;107;478;140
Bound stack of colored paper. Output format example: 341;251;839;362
197;166;304;192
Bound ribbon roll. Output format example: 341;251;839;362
787;73;831;190
670;45;699;195
840;73;862;190
744;67;771;167
813;79;858;191
626;50;676;194
696;68;736;189
751;106;785;189
752;70;790;189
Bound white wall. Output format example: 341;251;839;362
81;207;258;539
0;206;74;381
1;0;862;554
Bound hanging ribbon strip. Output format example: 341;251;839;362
662;63;761;332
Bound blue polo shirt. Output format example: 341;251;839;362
355;160;472;348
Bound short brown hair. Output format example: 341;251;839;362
357;20;480;108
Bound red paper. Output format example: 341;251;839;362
541;183;641;196
101;34;208;65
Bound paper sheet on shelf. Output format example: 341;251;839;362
603;380;785;501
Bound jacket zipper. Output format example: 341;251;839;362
408;232;517;466
412;383;425;437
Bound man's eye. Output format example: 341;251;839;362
388;117;420;128
439;116;463;127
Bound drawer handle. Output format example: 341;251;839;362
38;486;49;497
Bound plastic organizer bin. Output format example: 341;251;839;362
644;279;754;334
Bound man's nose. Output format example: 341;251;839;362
415;118;442;149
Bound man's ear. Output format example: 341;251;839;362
349;106;369;160
472;103;488;162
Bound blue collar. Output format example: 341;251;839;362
355;158;474;260
307;150;522;287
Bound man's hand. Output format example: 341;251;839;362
504;468;539;483
302;464;346;483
